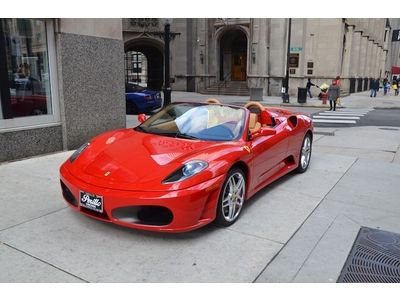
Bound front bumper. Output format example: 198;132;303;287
60;165;225;232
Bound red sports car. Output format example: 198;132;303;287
60;100;313;232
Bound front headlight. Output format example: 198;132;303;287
69;142;90;163
162;160;208;184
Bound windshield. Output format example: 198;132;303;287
136;103;246;141
126;82;145;93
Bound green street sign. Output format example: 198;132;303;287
290;47;303;52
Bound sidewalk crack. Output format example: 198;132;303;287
0;207;68;233
252;157;359;283
290;214;339;282
2;242;89;283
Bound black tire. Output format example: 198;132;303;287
126;102;138;114
215;168;246;227
296;133;312;173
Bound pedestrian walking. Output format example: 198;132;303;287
370;78;379;97
306;78;315;98
384;81;390;95
335;76;341;87
328;79;340;111
393;81;399;96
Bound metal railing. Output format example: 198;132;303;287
218;72;231;94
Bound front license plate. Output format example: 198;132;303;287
80;191;103;213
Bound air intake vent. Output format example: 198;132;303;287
60;180;78;207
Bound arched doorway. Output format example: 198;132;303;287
125;51;147;86
124;39;163;91
219;29;248;82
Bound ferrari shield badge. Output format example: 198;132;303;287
243;146;252;153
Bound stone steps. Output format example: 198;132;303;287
201;81;250;96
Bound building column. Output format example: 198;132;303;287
379;47;386;79
364;39;372;78
372;43;379;78
359;36;369;90
341;25;354;93
248;18;268;100
56;19;125;149
351;31;362;78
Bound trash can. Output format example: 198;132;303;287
297;87;307;103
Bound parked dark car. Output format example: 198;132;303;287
125;83;162;114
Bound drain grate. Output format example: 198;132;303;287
337;227;400;282
379;127;400;131
314;131;335;136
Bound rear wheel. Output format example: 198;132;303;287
215;168;246;227
296;133;312;173
126;102;138;114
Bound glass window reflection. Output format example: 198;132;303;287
0;19;52;119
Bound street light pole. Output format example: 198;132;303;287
282;18;292;103
163;22;172;107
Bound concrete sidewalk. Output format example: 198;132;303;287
1;87;400;282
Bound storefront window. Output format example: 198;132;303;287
0;19;52;120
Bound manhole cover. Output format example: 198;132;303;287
379;128;400;131
337;227;400;283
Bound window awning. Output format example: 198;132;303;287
391;66;400;74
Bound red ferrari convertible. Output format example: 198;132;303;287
60;99;313;232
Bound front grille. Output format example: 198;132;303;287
60;180;78;207
112;205;173;226
337;227;400;282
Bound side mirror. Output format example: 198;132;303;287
259;127;276;136
138;114;147;123
249;127;276;140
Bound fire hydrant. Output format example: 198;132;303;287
319;91;328;105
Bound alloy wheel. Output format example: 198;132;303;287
221;171;245;222
300;135;311;169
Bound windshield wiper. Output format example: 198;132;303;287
175;132;199;140
134;126;148;133
135;128;198;140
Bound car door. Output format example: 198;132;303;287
249;121;289;190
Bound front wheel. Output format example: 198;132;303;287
215;168;246;227
296;133;312;173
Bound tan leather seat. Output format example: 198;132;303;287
249;113;261;134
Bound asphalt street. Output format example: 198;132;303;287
1;90;400;283
358;108;400;127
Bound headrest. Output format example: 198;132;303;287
249;113;261;134
249;113;258;129
206;98;221;104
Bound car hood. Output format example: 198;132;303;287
67;129;237;191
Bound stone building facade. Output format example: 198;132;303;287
0;18;125;162
123;18;392;98
388;18;400;77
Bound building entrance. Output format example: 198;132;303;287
231;53;247;81
124;40;163;91
219;29;247;82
